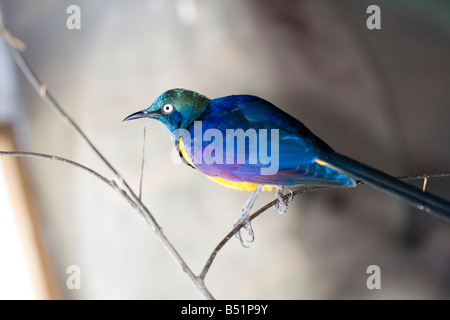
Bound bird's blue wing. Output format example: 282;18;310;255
200;95;320;165
185;95;355;187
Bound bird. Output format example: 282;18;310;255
124;88;450;244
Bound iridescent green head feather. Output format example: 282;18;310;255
123;88;210;134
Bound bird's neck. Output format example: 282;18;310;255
179;99;210;130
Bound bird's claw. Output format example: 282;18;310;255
234;208;254;248
274;187;293;214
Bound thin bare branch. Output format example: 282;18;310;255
199;186;322;280
1;26;160;229
0;152;215;299
423;178;428;192
0;151;138;210
0;19;214;300
0;24;26;51
139;126;146;201
396;172;450;181
200;172;450;280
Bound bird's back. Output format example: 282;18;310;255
180;94;356;188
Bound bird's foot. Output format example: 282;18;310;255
274;186;293;214
234;208;254;248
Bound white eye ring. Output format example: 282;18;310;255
162;103;174;114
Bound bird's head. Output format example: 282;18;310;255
123;88;210;134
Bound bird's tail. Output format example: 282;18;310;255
319;151;450;221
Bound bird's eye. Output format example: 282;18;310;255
161;103;174;114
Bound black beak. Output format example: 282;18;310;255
123;109;155;122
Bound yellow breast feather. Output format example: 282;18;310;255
178;137;274;191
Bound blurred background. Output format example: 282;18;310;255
0;0;449;299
